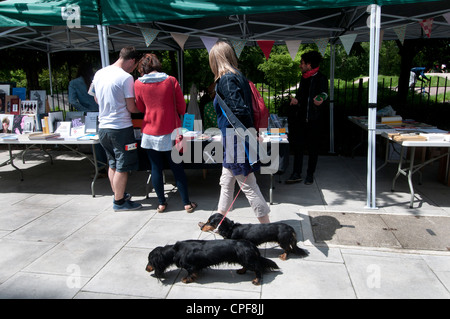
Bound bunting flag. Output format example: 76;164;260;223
140;28;159;47
285;40;302;60
229;38;247;58
171;32;189;50
200;36;219;53
339;33;357;55
313;38;328;56
419;18;434;38
257;40;275;61
444;12;450;25
393;24;407;45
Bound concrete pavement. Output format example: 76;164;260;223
0;147;449;299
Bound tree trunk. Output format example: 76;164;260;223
396;39;417;105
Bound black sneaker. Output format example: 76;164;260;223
286;173;303;184
305;175;314;185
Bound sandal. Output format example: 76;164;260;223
156;202;168;213
185;202;198;214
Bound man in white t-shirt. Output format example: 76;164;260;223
91;46;142;211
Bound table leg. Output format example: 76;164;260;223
269;174;273;205
91;143;98;197
391;146;406;192
146;171;152;199
407;147;416;208
376;136;390;172
8;144;23;181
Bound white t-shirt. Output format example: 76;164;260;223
92;65;135;129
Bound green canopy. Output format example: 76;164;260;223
0;0;443;27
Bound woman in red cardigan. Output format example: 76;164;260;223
135;53;197;213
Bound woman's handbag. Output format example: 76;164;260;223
171;78;184;154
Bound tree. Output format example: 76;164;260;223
257;45;300;88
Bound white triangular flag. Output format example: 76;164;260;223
200;36;219;53
444;12;450;25
393;24;407;45
339;34;357;55
313;38;328;56
171;33;189;50
285;40;302;60
140;28;159;47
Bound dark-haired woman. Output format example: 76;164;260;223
135;53;197;214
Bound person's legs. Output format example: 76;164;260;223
109;168;129;201
235;172;270;223
100;127;141;211
305;122;320;184
217;167;236;215
165;151;194;210
286;127;304;183
147;149;167;205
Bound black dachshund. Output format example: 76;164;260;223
146;239;279;285
199;213;309;260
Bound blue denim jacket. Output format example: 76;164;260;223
214;71;257;176
68;77;99;112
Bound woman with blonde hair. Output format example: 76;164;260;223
209;41;270;224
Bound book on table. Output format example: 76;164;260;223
27;132;61;140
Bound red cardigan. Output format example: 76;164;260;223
134;76;186;136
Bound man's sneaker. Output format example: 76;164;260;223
113;200;142;212
286;173;303;184
305;175;314;185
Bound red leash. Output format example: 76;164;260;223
215;174;249;233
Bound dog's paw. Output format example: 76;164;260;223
236;267;247;275
278;253;288;261
252;278;261;285
182;273;197;284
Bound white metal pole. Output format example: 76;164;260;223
102;25;110;66
366;4;381;209
47;51;53;96
329;43;336;154
97;25;106;68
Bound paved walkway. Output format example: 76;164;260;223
0;147;449;299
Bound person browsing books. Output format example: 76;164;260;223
68;63;99;112
134;53;197;214
91;46;142;212
209;41;270;224
286;50;328;185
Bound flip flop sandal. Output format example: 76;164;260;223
156;202;168;213
185;202;198;214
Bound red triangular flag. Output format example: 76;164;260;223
257;40;275;61
419;18;433;38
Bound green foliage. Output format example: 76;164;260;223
257;45;300;87
238;46;265;83
183;48;214;91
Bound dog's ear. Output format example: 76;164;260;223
148;246;173;278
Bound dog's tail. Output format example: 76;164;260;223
259;256;279;271
291;233;309;258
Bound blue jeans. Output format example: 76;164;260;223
146;149;190;205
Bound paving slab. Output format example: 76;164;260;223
342;251;450;299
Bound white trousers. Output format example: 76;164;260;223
217;167;270;218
